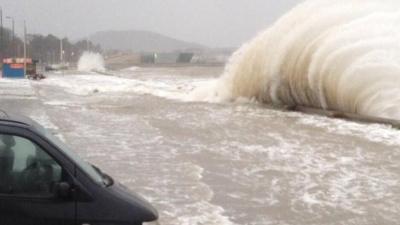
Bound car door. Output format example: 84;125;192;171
0;129;76;225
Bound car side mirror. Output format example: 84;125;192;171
54;182;71;199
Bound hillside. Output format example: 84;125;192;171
90;30;205;52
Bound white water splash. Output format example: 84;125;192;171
77;52;106;72
192;0;400;120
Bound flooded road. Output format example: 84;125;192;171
1;66;400;225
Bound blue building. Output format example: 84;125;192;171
2;58;35;78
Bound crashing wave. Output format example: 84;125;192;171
192;0;400;120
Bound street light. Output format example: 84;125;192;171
23;20;27;76
5;16;15;57
0;7;3;51
6;16;15;40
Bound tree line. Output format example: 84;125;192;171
0;27;101;64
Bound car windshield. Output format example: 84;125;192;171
40;128;105;185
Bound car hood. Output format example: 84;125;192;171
110;182;159;222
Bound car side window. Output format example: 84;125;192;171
0;134;63;197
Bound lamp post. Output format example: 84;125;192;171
60;38;63;64
5;16;15;57
23;20;27;76
0;7;3;52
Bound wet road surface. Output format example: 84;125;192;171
1;66;400;225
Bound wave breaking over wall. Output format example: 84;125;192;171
78;52;106;73
192;0;400;120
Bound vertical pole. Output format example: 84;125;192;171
0;8;3;52
60;38;63;63
23;20;27;76
5;16;14;57
12;18;14;57
60;37;64;75
0;8;2;77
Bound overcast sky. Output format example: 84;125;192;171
0;0;301;48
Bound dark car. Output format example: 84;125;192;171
0;110;159;225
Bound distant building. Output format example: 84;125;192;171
140;53;157;64
176;53;194;63
140;52;194;64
